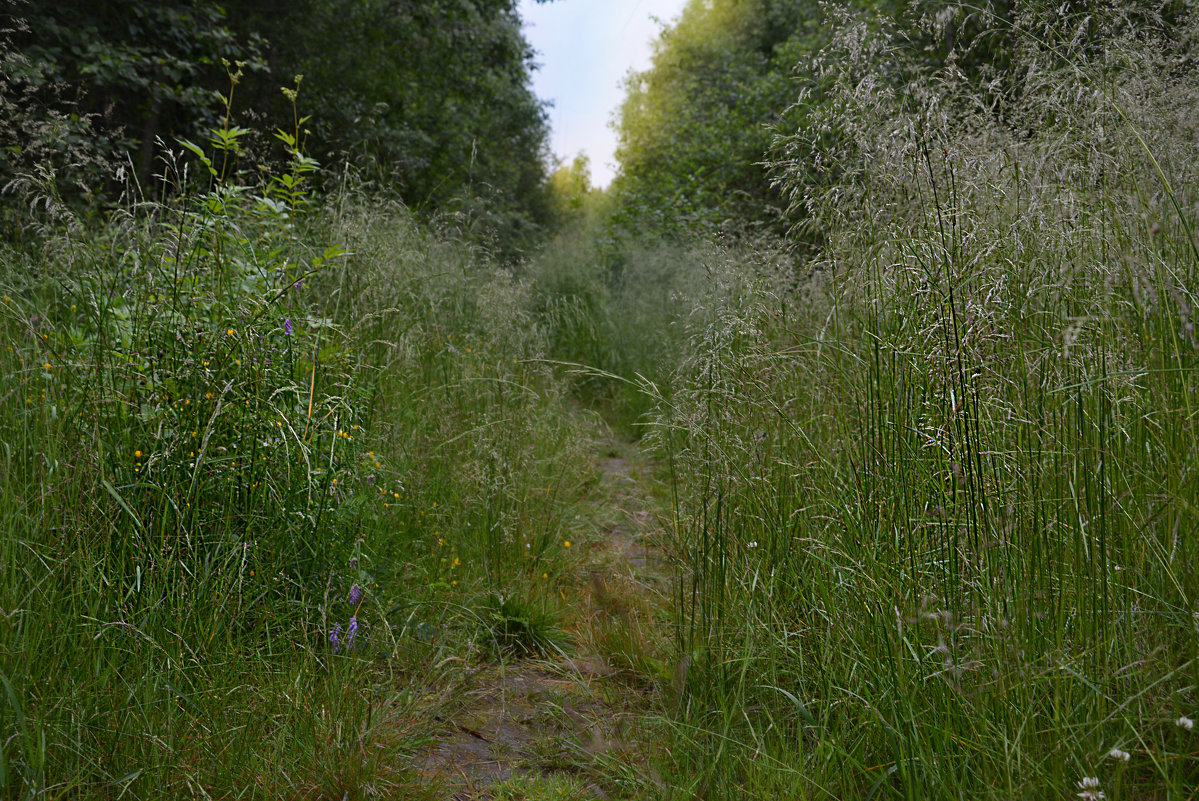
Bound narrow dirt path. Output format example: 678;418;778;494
417;432;670;800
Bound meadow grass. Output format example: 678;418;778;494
0;128;598;797
3;6;1199;800
642;7;1199;799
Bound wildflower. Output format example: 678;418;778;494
227;328;235;336
563;540;571;548
348;583;362;605
1107;748;1130;762
135;450;142;458
1076;777;1104;800
329;623;342;653
283;317;293;336
346;616;358;649
747;541;759;549
1179;716;1195;731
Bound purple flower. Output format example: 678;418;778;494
329;622;342;653
283;317;293;336
348;583;362;605
346;616;358;649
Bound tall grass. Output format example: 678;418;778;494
651;6;1199;799
0;110;594;796
525;220;749;433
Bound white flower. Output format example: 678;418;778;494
1178;716;1195;731
1107;747;1130;762
1076;776;1105;801
747;541;758;549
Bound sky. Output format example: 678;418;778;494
517;0;690;189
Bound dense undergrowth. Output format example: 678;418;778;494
3;3;1199;800
0;112;598;796
644;7;1199;800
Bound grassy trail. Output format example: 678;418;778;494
416;423;672;800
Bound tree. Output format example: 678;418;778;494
547;153;603;226
222;0;556;250
2;0;253;199
611;0;826;239
4;0;558;252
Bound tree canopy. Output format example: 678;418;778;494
611;0;826;239
1;0;556;248
610;0;1195;243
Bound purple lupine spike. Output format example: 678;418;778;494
283;317;293;336
346;616;358;650
329;622;342;653
348;583;362;605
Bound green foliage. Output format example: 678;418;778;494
525;224;734;433
644;5;1199;798
611;0;827;239
1;0;259;197
490;773;597;801
0;95;594;795
226;0;556;253
546;153;604;227
481;591;567;656
2;0;555;251
612;0;1197;242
